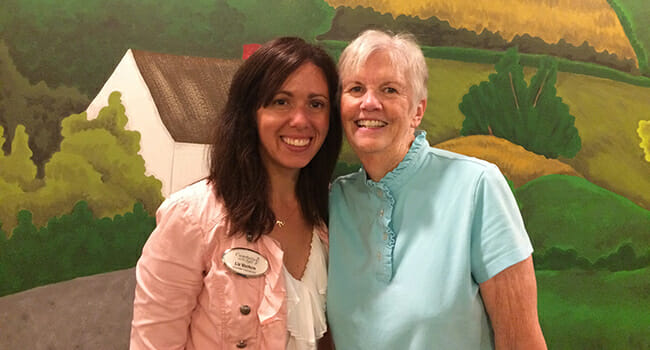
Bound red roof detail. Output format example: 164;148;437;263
242;44;262;60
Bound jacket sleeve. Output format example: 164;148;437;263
130;198;207;349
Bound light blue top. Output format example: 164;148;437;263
327;131;533;350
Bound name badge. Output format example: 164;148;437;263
222;248;269;277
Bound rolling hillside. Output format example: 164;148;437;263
517;174;650;260
326;0;636;63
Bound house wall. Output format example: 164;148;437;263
171;142;210;195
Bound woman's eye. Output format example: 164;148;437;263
272;98;288;106
349;86;363;93
383;87;397;94
310;100;326;109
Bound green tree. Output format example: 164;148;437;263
0;124;35;232
639;119;650;162
0;125;37;190
0;126;28;235
226;0;335;44
0;41;89;175
0;0;244;95
459;48;581;158
34;91;163;227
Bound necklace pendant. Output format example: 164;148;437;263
276;220;285;227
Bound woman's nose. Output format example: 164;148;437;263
289;106;309;128
360;90;380;111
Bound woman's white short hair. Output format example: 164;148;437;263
338;30;428;108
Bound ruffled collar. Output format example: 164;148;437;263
283;230;328;349
360;130;429;193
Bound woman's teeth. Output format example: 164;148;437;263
356;120;387;128
282;137;310;146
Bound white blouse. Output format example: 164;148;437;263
283;230;328;350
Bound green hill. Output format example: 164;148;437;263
516;174;650;261
610;0;650;76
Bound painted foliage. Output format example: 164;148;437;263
0;0;648;348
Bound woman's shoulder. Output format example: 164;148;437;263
166;179;213;202
158;179;227;232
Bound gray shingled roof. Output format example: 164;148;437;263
131;49;242;144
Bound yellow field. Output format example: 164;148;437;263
326;0;637;63
434;135;582;188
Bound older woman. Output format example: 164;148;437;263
131;37;341;349
327;30;546;349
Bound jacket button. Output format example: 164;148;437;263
239;305;251;315
236;340;247;348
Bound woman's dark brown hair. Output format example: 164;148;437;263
208;37;341;241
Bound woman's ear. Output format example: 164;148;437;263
411;99;427;128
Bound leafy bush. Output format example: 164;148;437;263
594;243;650;272
533;247;592;270
459;47;581;159
533;244;650;271
0;201;155;297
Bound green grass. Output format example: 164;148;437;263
537;268;650;349
516;174;650;261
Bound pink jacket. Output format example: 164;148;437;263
130;180;328;349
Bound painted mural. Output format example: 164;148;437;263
0;0;648;348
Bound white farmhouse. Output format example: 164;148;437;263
86;49;242;197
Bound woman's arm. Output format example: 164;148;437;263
479;256;547;350
130;200;206;350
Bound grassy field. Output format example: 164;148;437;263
555;71;650;209
325;0;636;62
536;268;650;349
517;174;650;260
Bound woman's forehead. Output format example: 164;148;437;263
341;64;407;88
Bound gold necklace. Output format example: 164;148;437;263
275;204;299;228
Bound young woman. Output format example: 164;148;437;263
130;37;341;350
